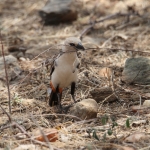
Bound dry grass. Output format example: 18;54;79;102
0;0;150;149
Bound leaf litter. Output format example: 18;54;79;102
0;0;150;149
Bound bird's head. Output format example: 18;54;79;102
62;37;85;52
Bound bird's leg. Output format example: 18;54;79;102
57;92;62;111
71;82;76;103
55;85;62;112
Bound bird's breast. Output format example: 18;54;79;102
51;63;78;88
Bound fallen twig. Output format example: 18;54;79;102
32;113;82;121
80;11;145;39
0;31;11;114
30;113;52;150
0;104;52;148
85;47;150;55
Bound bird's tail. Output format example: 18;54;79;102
49;90;59;106
48;84;62;106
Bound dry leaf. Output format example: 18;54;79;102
34;128;58;142
99;67;112;79
21;99;36;107
132;120;147;127
130;105;147;113
117;34;128;40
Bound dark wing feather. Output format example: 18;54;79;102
50;59;57;77
49;59;59;106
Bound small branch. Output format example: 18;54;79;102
116;83;148;99
0;31;11;114
80;13;121;40
80;22;94;40
85;47;150;55
32;113;82;121
110;71;122;102
30;114;52;150
0;104;12;122
0;100;50;148
14;122;53;148
80;11;144;39
0;118;52;148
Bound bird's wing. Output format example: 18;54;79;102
50;59;58;78
73;57;80;73
50;61;55;77
50;53;60;77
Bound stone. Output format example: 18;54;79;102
0;55;22;82
14;144;37;150
122;57;150;84
143;100;150;107
39;0;79;25
8;46;28;59
90;87;117;103
4;36;28;59
69;99;98;120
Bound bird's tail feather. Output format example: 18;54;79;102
49;91;59;106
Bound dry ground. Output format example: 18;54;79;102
0;0;150;149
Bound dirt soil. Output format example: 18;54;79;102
0;0;150;150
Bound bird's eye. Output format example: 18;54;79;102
70;43;75;46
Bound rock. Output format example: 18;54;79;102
4;36;29;59
122;57;150;84
69;99;98;120
0;55;22;82
14;144;37;150
90;87;117;103
8;46;28;59
39;0;79;25
143;100;150;107
145;93;150;98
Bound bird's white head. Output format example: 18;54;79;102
62;37;85;52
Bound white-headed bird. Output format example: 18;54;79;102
49;37;85;110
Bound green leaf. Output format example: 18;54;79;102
126;118;130;128
112;121;118;128
101;115;109;125
107;129;113;135
92;130;99;141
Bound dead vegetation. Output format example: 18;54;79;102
0;0;150;149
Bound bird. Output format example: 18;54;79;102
48;37;85;110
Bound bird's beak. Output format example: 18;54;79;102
76;43;85;50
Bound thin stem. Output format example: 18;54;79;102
0;31;11;114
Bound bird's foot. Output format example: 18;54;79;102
61;103;74;113
56;103;63;113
